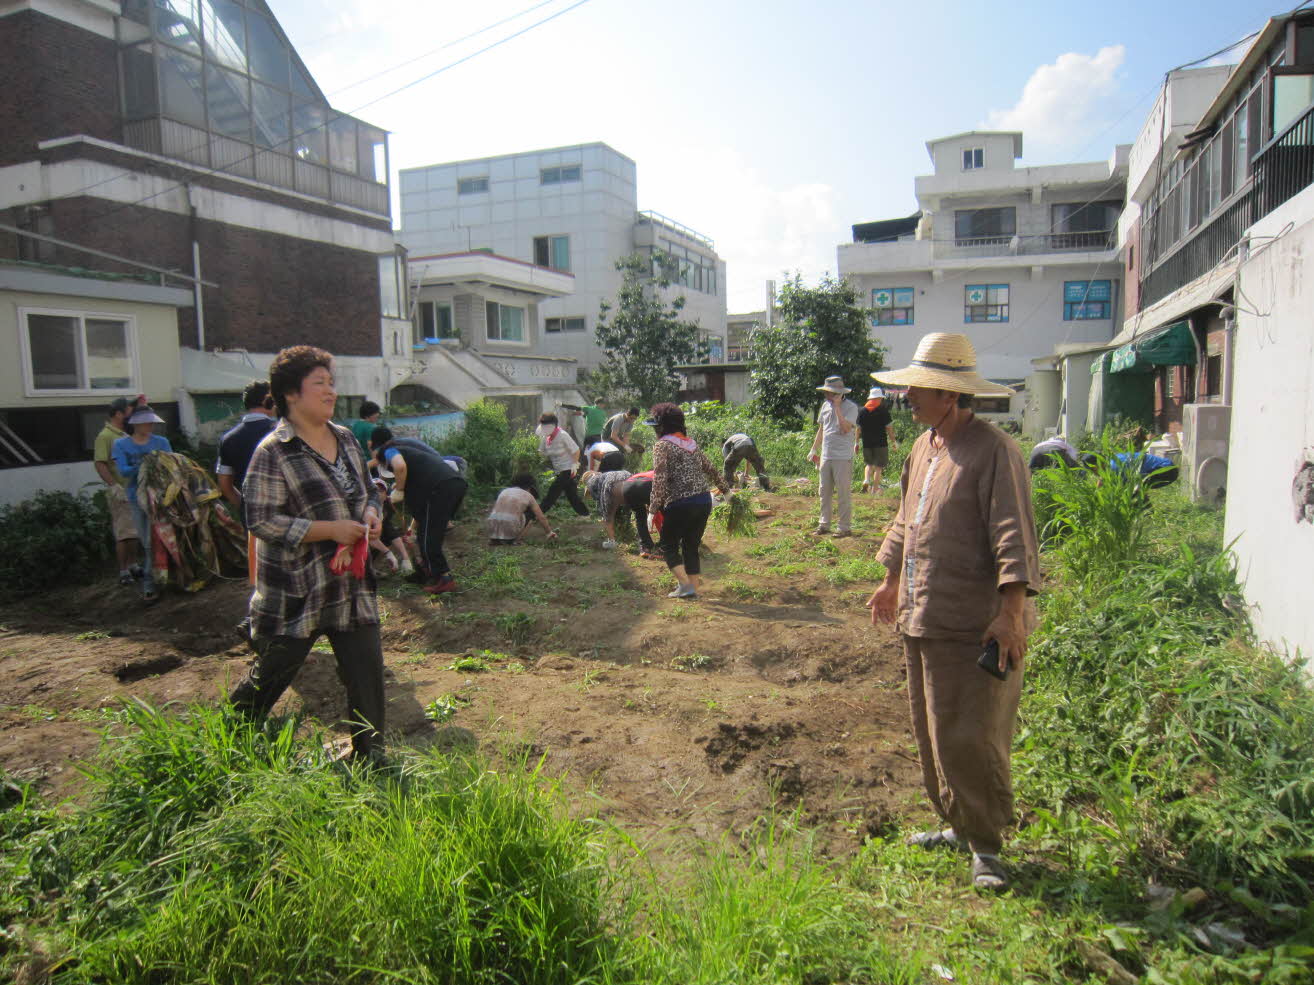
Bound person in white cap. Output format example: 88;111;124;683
856;386;899;493
865;333;1040;891
807;375;861;536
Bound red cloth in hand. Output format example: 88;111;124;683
330;538;369;578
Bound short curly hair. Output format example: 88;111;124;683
649;402;685;437
269;345;333;418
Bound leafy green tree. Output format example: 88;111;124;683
594;251;707;409
749;273;887;423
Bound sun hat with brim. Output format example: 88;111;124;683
816;376;851;395
866;387;885;400
870;333;1015;397
127;406;166;425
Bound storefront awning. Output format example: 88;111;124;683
1107;320;1197;374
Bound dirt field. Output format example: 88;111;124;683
0;486;929;856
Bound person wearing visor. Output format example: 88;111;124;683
112;402;172;603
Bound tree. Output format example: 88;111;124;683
749;273;887;423
594;251;706;408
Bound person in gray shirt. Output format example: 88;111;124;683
721;433;770;490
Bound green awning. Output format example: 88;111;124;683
1108;320;1197;374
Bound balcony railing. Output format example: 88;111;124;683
636;210;715;251
1140;101;1314;308
124;118;390;217
943;231;1116;255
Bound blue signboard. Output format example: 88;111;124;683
1064;280;1112;303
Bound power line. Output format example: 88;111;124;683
51;0;594;235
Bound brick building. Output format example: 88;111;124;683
0;0;407;462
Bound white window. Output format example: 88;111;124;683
417;301;455;342
485;301;525;343
962;147;984;170
545;316;586;333
540;164;581;185
533;235;570;272
20;308;137;395
377;253;404;318
458;176;489;195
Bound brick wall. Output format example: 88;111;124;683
0;11;121;168
37;196;382;357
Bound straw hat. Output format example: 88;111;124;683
816;375;851;395
870;333;1014;396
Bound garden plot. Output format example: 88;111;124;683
0;487;926;852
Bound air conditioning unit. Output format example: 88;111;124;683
1180;404;1231;505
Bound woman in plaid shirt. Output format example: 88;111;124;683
229;346;386;763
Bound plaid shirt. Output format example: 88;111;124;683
244;419;382;639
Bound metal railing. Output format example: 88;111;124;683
635;210;715;251
124;118;390;217
1139;101;1314;308
944;231;1116;254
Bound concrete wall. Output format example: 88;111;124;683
0;460;100;507
1;289;182;405
845;262;1122;381
1224;184;1314;666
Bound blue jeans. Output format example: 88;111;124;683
130;499;155;591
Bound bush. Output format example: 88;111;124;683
0;489;112;594
426;399;526;494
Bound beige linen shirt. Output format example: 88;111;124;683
875;415;1040;642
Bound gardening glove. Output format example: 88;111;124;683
389;487;405;505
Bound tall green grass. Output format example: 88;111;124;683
0;703;904;985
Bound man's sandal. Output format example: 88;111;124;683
971;853;1009;891
906;828;960;850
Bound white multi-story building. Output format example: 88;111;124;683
838;131;1130;416
398;142;727;368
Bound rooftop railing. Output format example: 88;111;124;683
636;210;715;251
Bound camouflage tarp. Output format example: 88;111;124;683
137;451;246;592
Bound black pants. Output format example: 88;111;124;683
659;501;711;575
623;483;655;552
541;469;589;515
229;624;384;758
413;477;467;578
724;446;770;490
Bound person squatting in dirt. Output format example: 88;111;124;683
867;332;1040;892
229;345;387;764
486;472;557;545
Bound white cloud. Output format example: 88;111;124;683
649;147;841;314
986;45;1126;157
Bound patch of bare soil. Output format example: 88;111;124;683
0;489;928;855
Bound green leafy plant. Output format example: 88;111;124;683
0;491;112;595
424;692;473;722
447;655;491;673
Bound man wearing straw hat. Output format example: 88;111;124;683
865;332;1039;891
807;376;861;537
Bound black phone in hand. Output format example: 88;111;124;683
978;640;1009;681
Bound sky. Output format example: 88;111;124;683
271;0;1279;313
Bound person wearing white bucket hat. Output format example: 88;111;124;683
111;402;173;603
865;333;1039;891
856;386;898;493
807;375;861;536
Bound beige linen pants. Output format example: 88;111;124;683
817;458;853;532
903;635;1023;855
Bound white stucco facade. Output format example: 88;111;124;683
398;143;726;368
1224;184;1314;667
839;131;1130;390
